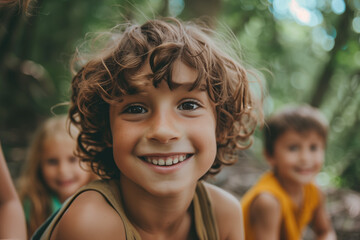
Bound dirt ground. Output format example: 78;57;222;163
207;151;360;240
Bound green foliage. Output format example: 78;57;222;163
1;0;359;190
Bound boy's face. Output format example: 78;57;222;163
266;129;325;186
109;61;217;196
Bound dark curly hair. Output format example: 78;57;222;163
264;104;329;157
69;18;262;179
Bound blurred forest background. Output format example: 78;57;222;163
1;0;360;237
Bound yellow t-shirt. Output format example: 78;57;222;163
241;172;320;240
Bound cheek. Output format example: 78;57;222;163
315;152;325;165
111;123;139;165
74;165;89;177
77;172;91;184
113;127;134;149
41;165;51;178
271;148;290;163
187;117;217;157
41;166;55;187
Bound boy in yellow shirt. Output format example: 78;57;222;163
242;105;336;240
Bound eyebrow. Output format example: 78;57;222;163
171;82;207;91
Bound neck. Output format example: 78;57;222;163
273;172;304;207
57;194;67;203
119;176;197;239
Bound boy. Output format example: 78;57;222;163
242;105;336;240
35;18;262;240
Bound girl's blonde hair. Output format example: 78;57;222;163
17;115;78;236
69;17;262;179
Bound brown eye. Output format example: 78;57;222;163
123;105;147;114
310;144;318;151
45;158;58;166
288;145;299;151
178;101;200;111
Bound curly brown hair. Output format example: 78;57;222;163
264;104;328;157
69;18;261;179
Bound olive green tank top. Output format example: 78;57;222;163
40;179;219;240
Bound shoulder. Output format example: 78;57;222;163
249;192;281;219
203;182;244;240
245;192;282;239
51;190;125;240
204;182;240;215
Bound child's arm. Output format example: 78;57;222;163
205;182;245;240
249;192;282;240
51;191;125;240
0;143;27;239
311;190;337;240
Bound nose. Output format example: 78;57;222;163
299;149;312;164
58;160;70;177
146;110;181;144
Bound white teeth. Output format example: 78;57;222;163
158;159;165;166
144;154;189;166
165;158;172;165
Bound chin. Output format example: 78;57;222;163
297;176;316;185
146;181;195;197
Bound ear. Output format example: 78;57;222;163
263;149;276;168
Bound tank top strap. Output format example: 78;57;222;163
88;180;141;239
39;179;141;240
40;180;219;240
193;181;220;240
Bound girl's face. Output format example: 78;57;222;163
40;135;92;202
109;61;217;196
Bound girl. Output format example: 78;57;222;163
17;115;95;237
39;18;262;240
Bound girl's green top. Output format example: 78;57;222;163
23;195;62;222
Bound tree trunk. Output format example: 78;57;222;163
180;0;222;28
310;5;353;107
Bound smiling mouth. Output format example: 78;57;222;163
56;179;75;186
295;168;314;174
140;154;193;166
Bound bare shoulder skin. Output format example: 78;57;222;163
51;190;125;240
0;144;27;240
311;188;337;240
204;182;244;240
249;192;282;240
